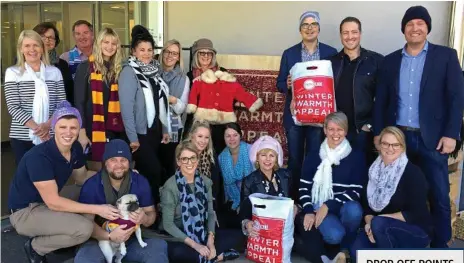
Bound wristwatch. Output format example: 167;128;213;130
241;219;251;236
365;124;373;132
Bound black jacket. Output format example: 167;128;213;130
330;48;384;131
362;161;432;237
239;168;292;220
74;61;112;139
55;59;74;105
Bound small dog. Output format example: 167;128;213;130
99;194;147;263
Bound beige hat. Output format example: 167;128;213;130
192;38;217;55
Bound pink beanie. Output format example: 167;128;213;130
249;135;284;167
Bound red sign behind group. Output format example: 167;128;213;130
230;69;288;165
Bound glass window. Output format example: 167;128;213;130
1;4;14;74
41;3;64;54
101;2;127;43
23;4;39;30
101;2;133;58
65;2;94;53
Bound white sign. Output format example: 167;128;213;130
358;250;463;263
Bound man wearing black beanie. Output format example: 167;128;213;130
372;5;464;249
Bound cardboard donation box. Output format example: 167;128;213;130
290;60;335;126
246;193;294;263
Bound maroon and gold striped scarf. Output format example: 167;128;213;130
89;55;124;161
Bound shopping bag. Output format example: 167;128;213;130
246;193;294;263
290;60;336;126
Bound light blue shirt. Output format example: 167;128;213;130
301;41;320;62
397;41;428;128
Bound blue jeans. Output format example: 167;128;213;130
296;201;363;262
403;131;450;248
285;124;323;199
350;216;430;262
318;201;363;247
74;237;169;263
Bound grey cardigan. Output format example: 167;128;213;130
118;65;167;143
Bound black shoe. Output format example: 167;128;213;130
24;239;47;263
219;249;240;262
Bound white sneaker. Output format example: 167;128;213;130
331;252;346;263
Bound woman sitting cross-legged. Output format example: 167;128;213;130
349;127;432;262
296;112;365;263
217;122;254;228
160;140;241;263
240;135;295;237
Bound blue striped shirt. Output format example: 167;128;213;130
299;149;366;213
397;41;428;128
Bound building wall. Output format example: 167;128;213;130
166;1;451;59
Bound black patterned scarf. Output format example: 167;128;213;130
176;170;210;263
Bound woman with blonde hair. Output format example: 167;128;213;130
183;39;229;153
297;112;364;263
187;120;223;210
240;135;292;236
350;127;431;261
158;39;190;183
4;29;66;164
160;140;240;263
74;27;125;164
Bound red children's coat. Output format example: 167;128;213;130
186;70;263;124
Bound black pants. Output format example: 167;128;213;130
216;201;242;229
166;229;244;263
210;124;227;154
158;130;182;186
10;138;35;166
133;124;162;204
84;130;128;162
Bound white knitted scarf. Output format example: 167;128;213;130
311;138;352;207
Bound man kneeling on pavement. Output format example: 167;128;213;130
74;139;168;263
7;101;118;263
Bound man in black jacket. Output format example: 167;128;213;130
330;17;384;164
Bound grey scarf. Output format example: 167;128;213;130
94;169;131;226
367;152;408;212
48;49;59;65
102;169;131;205
161;65;186;98
161;65;187;142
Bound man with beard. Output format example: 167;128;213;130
60;20;94;79
374;6;464;248
330;17;384;165
75;139;168;263
8;101;118;263
277;11;337;199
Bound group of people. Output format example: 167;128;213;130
4;4;464;263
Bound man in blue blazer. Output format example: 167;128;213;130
373;6;464;248
276;11;337;199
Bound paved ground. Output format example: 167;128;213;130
2;146;464;263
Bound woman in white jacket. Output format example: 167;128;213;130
4;30;66;165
